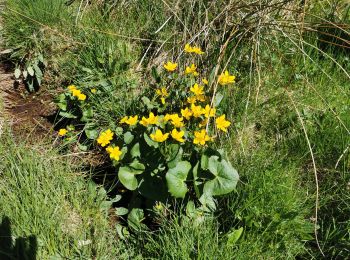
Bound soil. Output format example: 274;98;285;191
0;60;57;141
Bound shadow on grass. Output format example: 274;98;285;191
0;216;37;260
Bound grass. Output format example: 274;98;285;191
0;0;349;259
0;131;130;259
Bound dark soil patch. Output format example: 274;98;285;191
0;61;57;141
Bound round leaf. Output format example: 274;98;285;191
165;161;191;198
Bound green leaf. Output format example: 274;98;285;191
139;174;168;201
204;157;239;196
14;68;21;79
166;144;183;168
81;107;93;122
214;92;224;107
129;160;145;174
227;227;243;246
165;161;191;198
27;66;34;76
33;63;43;78
123;131;134;144
85;128;98;140
115;127;123;136
77;143;88;151
115;207;129;216
130;142;141;158
144;132;158;148
127;208;144;231
56;94;67;111
116;223;130;240
200;154;209;170
118;162;144;191
59;111;77;119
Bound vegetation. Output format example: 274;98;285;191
0;0;349;259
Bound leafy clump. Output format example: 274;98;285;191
56;43;239;216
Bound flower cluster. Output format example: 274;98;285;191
68;85;86;101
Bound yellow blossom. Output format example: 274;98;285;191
184;44;204;55
161;97;166;105
91;88;97;94
163;114;173;123
191;104;204;117
156;87;169;97
170;114;184;128
140;112;159;127
97;129;114;147
215;114;231;132
164;61;178;72
185;64;198;76
120;116;128;124
72;89;81;97
150;129;169;142
77;93;86;101
68;85;77;91
202;78;209;85
171;129;185;143
181;108;193;120
58;128;68;136
190;83;204;96
106;146;122;161
218;70;236;85
203;104;216;118
192;46;205;55
196;94;206;102
193;129;211;145
184;43;194;53
125;115;138;126
187;96;197;104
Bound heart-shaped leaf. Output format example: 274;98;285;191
204;157;239;196
118;162;144;191
165;161;191;198
124;131;134;144
130;142;141;158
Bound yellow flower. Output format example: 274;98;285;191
184;44;204;55
191;104;204;117
156;87;169;97
72;89;81;97
203;104;216;118
161;97;166;105
218;70;236;85
150;129;169;142
202;78;209;85
196;94;206;102
193;129;211;145
91;88;97;94
163;114;173;123
77;93;86;101
181;108;192;120
187;96;197;104
215;114;231;132
97;129;114;147
58;128;68;136
125;115;138;126
68;85;77;91
192;46;205;55
106;146;122;161
190;83;204;96
171;129;185;143
170;114;184;128
164;61;178;72
140;112;159;127
185;64;198;75
184;43;194;53
120;116;128;124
